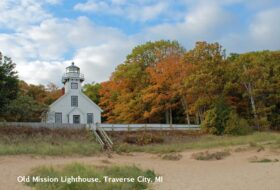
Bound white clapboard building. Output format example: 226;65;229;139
46;62;102;124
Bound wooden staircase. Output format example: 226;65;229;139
92;124;113;150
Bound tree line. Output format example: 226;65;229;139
96;40;280;132
0;40;279;133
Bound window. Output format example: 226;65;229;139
87;113;94;124
71;82;78;89
73;115;80;124
55;112;62;123
71;96;78;107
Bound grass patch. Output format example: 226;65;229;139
234;146;250;152
114;132;280;154
249;142;265;152
26;163;156;190
250;158;279;163
191;150;230;160
0;141;101;156
0;127;101;156
161;153;182;161
123;133;164;145
101;159;111;164
270;139;280;150
1;126;280;156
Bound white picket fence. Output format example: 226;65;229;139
99;124;200;131
0;122;200;131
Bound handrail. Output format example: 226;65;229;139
96;125;113;149
98;125;113;146
93;130;105;148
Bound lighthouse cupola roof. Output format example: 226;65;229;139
66;62;80;74
62;62;84;84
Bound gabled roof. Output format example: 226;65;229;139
68;107;85;115
79;91;103;112
49;92;69;107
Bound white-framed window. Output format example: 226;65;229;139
87;113;94;124
71;96;78;107
71;82;78;89
55;112;62;123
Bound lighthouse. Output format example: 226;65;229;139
62;62;84;93
46;62;102;124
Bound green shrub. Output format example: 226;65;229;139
192;150;230;160
224;111;252;135
258;117;271;130
202;96;253;136
161;153;182;160
201;97;230;135
250;158;279;163
123;133;164;145
201;108;218;134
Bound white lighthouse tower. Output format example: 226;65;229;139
46;62;102;124
62;62;85;93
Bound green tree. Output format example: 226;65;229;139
4;81;59;121
0;52;19;118
182;41;226;124
5;93;47;122
224;111;251;135
229;51;280;129
201;97;231;135
83;82;101;104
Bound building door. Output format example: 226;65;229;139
73;115;80;124
55;112;62;123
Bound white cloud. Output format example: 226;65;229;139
0;0;52;31
74;0;168;22
184;3;232;35
249;8;280;50
17;60;67;85
74;0;111;12
219;7;280;53
43;0;62;4
141;3;233;48
126;2;167;22
73;41;134;83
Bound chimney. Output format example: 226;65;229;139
62;87;65;95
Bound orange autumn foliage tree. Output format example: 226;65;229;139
99;40;185;123
19;81;62;105
143;54;184;124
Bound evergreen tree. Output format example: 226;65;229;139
0;52;19;119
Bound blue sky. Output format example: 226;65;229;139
0;0;280;86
